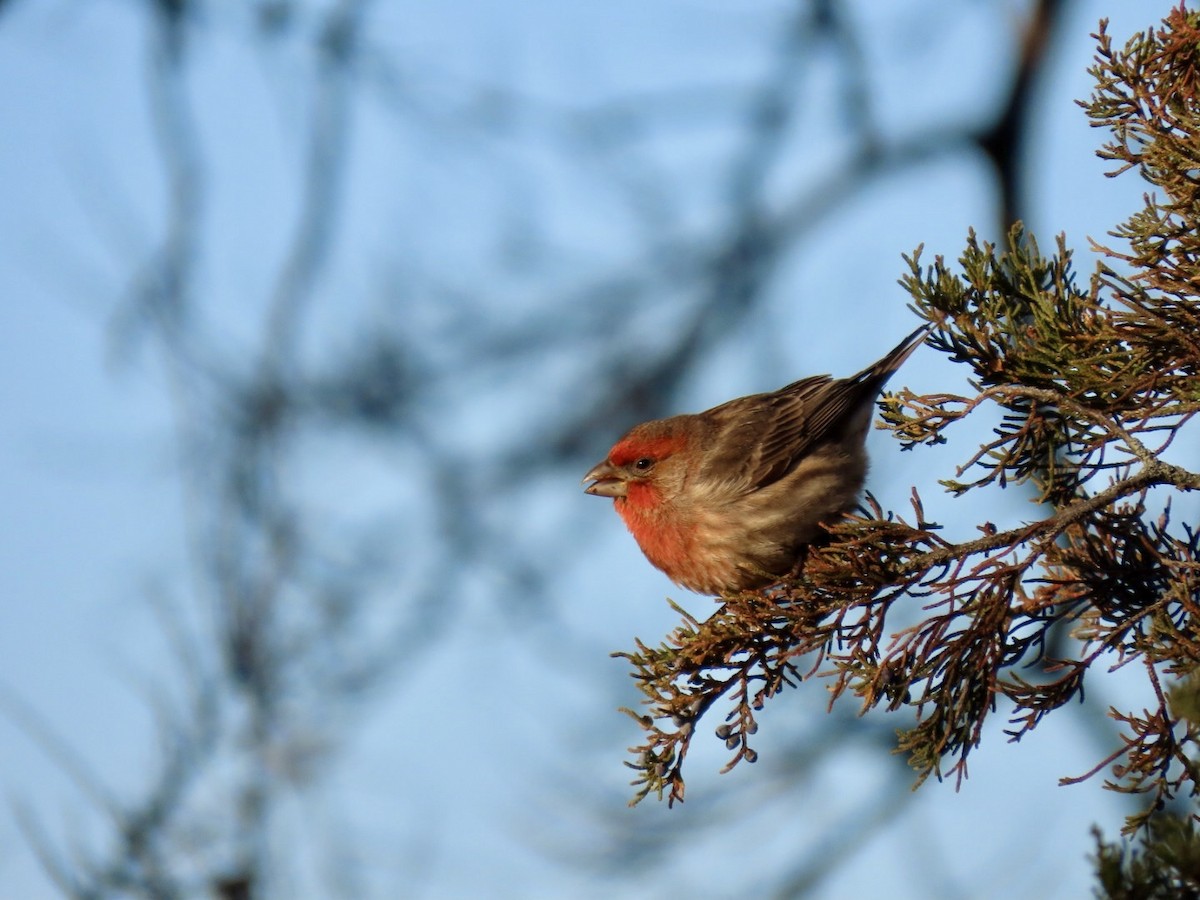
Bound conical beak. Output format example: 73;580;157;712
582;460;626;498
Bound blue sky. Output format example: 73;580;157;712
0;1;1169;896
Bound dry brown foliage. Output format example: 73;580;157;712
617;10;1200;838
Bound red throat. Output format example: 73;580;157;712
622;479;661;510
615;487;695;579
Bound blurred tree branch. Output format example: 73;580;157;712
5;0;1114;897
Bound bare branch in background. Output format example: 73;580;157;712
10;0;1167;897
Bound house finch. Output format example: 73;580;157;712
582;326;929;594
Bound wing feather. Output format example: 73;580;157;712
698;326;929;492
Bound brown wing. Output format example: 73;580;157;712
699;325;929;492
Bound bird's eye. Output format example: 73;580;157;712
634;457;654;471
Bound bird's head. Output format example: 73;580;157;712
582;418;693;510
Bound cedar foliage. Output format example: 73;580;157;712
615;11;1200;868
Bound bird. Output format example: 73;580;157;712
582;325;929;595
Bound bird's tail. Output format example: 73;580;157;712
856;323;932;389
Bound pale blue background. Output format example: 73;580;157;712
0;2;1164;896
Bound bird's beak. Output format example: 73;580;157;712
582;460;626;498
